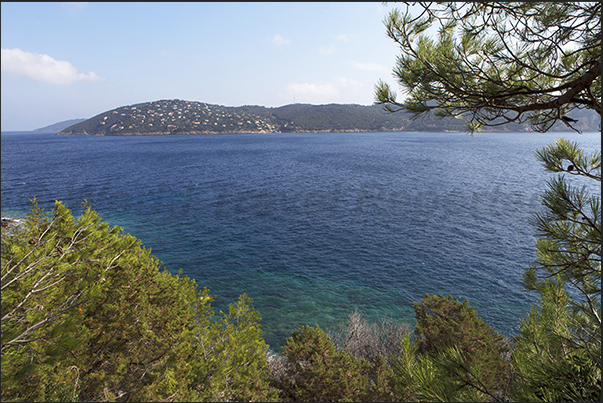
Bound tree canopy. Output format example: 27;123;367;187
375;2;601;133
1;200;276;402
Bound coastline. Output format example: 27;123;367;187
1;217;24;236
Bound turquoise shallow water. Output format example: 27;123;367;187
2;130;600;349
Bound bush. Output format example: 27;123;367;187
276;324;396;402
194;293;278;402
512;278;601;402
407;294;513;400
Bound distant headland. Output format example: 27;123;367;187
55;99;600;136
35;118;87;133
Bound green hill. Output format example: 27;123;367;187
57;99;600;135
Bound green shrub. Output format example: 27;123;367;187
277;324;395;402
194;293;278;402
512;278;601;402
405;294;513;400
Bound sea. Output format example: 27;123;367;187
1;130;600;350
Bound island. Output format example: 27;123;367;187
57;99;600;136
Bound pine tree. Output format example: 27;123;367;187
375;2;600;133
393;294;512;401
512;140;601;401
375;3;601;400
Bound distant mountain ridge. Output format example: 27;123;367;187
35;119;87;133
56;99;600;136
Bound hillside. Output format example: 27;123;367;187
56;100;416;136
57;100;279;136
57;99;600;136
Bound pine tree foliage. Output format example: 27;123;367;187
375;2;601;133
402;294;512;401
375;3;601;401
513;139;601;402
1;200;276;402
390;334;491;402
512;279;600;402
195;293;278;402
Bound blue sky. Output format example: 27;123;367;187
1;2;405;131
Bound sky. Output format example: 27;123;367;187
1;2;405;131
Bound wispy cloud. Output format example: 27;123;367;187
271;34;291;46
335;34;349;42
1;48;104;85
335;77;362;88
286;82;338;99
284;77;365;104
351;61;388;72
319;46;335;55
61;2;88;15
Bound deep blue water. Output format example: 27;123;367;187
2;130;600;350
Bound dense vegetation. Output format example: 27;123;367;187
1;201;276;402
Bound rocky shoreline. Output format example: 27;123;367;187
1;217;22;229
67;128;403;136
